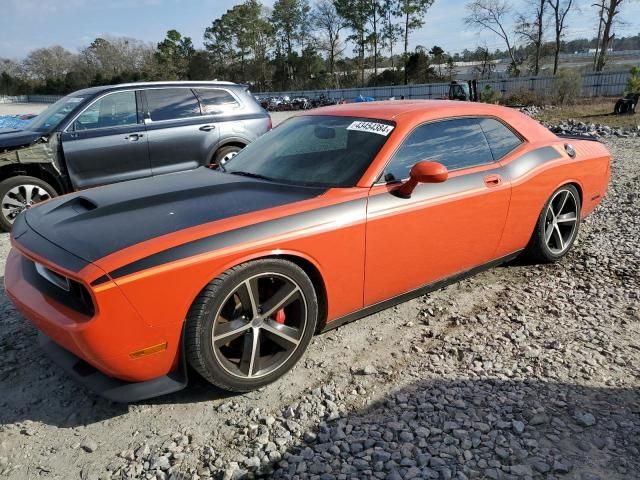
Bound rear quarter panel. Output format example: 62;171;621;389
497;139;610;255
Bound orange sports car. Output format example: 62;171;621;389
5;101;610;401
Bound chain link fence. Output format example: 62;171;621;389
261;70;632;100
0;70;631;105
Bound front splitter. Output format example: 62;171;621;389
38;333;188;403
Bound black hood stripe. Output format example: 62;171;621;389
25;169;326;263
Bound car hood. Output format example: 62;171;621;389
25;168;325;263
0;128;43;149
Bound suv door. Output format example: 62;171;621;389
364;117;513;305
142;87;219;175
61;90;150;189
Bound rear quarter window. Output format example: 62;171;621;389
479;118;523;160
145;88;201;121
195;88;240;114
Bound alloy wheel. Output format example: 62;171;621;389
212;272;308;379
222;151;238;163
544;188;579;255
1;184;52;224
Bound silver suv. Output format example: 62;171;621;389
0;81;271;230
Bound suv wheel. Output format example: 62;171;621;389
212;145;243;168
0;176;57;231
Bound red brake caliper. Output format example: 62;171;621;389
274;309;286;324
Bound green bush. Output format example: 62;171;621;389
553;69;582;106
480;85;500;104
502;88;544;107
626;66;640;94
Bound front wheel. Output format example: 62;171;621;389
525;184;581;263
0;176;57;231
185;259;318;392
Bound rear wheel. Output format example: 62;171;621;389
185;259;317;392
211;145;243;169
525;184;581;263
0;176;57;231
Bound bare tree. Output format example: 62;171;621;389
546;0;575;75
465;0;518;72
23;46;75;81
312;0;346;87
515;0;546;75
593;0;627;71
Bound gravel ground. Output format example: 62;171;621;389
0;134;638;480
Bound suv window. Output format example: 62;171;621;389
383;118;494;181
478;118;522;160
145;88;201;121
195;88;240;114
73;91;137;130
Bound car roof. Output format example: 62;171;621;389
305;100;510;120
304;100;556;142
71;81;241;97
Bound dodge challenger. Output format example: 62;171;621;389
5;101;611;402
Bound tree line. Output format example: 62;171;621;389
0;0;637;96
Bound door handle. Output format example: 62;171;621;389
199;125;216;132
484;174;503;187
124;133;144;141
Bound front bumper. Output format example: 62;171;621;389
38;332;187;403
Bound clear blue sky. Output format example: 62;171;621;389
1;0;639;59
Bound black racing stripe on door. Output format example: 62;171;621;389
109;199;367;280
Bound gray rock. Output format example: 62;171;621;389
80;438;98;453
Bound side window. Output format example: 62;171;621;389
195;88;240;114
383;118;494;181
145;88;201;121
73;91;137;130
478;118;522;160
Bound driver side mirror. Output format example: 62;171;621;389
396;161;448;198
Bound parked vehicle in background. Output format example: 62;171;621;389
291;97;311;110
311;95;337;108
0;81;271;230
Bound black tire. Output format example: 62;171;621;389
524;184;581;263
185;259;318;392
0;176;57;232
211;145;243;168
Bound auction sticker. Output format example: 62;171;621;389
347;121;394;136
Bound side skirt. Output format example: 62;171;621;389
321;250;522;333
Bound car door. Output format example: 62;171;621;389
363;117;514;306
61;90;151;189
143;87;219;176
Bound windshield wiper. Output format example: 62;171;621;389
228;171;274;182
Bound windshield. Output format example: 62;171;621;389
224;115;394;187
26;94;88;132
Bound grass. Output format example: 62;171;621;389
535;97;640;129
